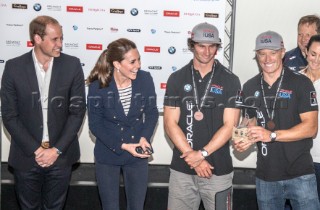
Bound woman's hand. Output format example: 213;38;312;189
121;137;152;158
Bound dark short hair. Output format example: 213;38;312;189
306;34;320;51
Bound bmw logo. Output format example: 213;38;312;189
172;66;177;71
184;84;192;92
33;3;41;11
151;29;156;34
131;8;139;16
73;25;78;31
254;91;260;97
168;46;176;54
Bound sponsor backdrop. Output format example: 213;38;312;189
0;0;226;112
0;0;227;164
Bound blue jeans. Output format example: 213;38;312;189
314;163;320;201
95;160;148;210
256;174;320;210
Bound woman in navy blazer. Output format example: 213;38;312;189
87;38;159;210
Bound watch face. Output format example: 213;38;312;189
271;132;277;138
201;150;208;157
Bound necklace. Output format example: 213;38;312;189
260;69;284;130
191;61;216;121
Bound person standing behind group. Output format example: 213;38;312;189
284;14;320;71
164;22;241;210
1;15;86;209
234;30;320;210
300;34;320;202
86;38;159;210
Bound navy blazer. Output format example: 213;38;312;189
87;70;159;165
1;51;86;171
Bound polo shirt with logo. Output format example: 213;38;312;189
164;59;241;175
243;68;318;181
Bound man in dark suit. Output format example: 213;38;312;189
1;15;86;210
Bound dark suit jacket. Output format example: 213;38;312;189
87;70;159;165
1;51;86;171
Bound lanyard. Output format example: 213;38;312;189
191;61;216;113
260;68;284;129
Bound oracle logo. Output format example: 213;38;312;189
86;44;103;50
160;83;167;89
163;10;180;17
67;6;83;12
27;41;33;47
144;46;160;53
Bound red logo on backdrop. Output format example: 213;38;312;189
160;83;167;89
27;41;33;47
67;6;83;12
86;44;102;50
144;46;160;53
163;10;180;17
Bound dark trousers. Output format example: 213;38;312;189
95;160;148;210
14;164;72;210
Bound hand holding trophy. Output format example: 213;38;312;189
232;116;250;143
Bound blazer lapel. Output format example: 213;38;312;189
25;52;42;121
48;57;61;101
126;79;137;118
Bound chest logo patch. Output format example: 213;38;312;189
254;91;260;97
184;84;192;92
278;89;292;99
210;84;223;95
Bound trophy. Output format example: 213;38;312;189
232;116;250;143
232;104;258;143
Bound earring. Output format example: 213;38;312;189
117;68;120;72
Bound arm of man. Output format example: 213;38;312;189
182;107;240;168
163;106;192;154
248;111;318;143
53;60;86;153
164;105;215;178
1;59;40;156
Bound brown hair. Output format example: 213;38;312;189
298;15;320;34
29;15;60;45
86;38;137;88
187;38;221;52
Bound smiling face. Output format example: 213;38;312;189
193;43;218;66
306;41;320;71
114;48;141;81
256;48;285;75
34;23;63;60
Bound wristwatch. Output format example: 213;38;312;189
270;132;277;142
200;148;209;158
54;147;63;155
